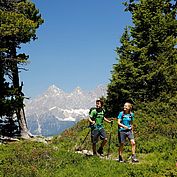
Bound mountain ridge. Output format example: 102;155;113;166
25;84;107;136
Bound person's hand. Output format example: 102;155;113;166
110;120;113;125
91;120;95;125
124;126;129;130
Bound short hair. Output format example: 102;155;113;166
96;99;104;106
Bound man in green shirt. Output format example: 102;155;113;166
88;99;112;156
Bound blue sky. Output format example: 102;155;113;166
19;0;131;98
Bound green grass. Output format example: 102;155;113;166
0;119;177;177
0;141;176;177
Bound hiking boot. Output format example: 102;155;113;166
117;155;124;162
93;152;98;156
97;147;104;156
131;154;139;163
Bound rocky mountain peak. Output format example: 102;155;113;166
25;84;107;136
43;84;65;97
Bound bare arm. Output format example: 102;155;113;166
118;119;129;130
104;117;112;123
88;117;95;125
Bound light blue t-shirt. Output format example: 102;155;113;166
117;111;134;131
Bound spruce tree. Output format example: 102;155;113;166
106;0;177;116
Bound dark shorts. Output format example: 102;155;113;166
118;130;134;144
91;128;107;144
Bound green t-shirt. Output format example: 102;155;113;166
89;108;105;129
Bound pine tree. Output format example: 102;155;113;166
106;0;177;116
0;0;43;138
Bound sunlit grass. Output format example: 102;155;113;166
0;118;177;177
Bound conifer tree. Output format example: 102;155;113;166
0;0;43;138
106;0;177;116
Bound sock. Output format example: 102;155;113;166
132;154;136;158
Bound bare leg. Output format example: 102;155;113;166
118;143;124;156
92;143;97;155
101;138;107;148
130;139;139;162
130;139;136;155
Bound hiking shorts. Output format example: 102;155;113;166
118;130;134;144
91;128;107;144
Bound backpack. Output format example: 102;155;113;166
89;107;105;128
89;107;97;121
89;107;105;118
122;112;133;120
118;112;133;130
118;112;133;144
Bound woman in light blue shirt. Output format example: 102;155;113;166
117;102;139;163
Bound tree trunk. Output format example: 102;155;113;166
17;107;33;139
11;46;32;139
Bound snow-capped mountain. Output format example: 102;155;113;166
25;85;107;136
